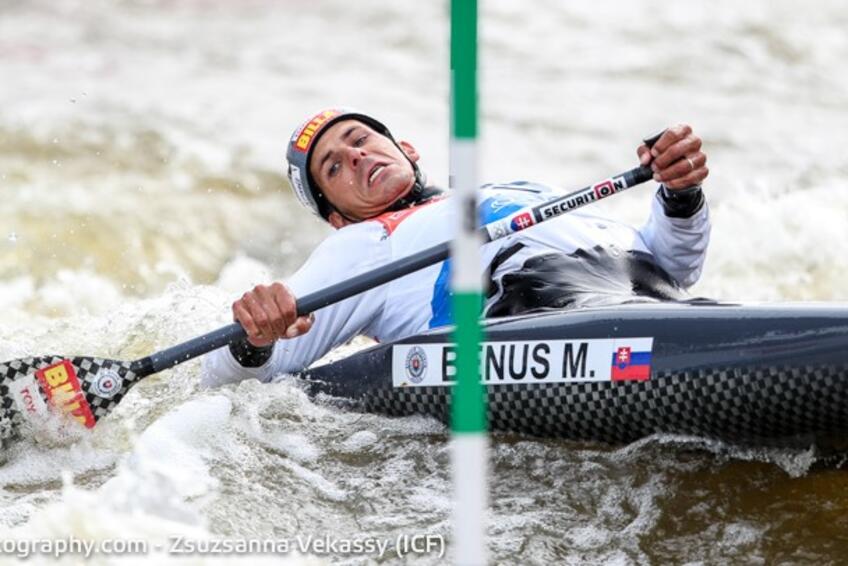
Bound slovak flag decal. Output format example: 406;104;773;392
509;212;535;232
611;345;652;381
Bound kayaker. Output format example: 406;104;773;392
202;108;710;385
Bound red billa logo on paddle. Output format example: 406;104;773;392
35;360;96;428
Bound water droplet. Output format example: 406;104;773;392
7;232;18;243
70;98;76;103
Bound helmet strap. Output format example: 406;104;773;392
328;178;443;225
381;177;443;214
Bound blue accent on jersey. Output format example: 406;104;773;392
429;260;453;328
428;184;552;328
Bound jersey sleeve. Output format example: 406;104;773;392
201;223;391;387
637;188;711;288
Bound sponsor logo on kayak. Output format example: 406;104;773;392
293;109;339;152
91;369;123;399
8;374;50;422
405;346;428;384
35;360;96;428
392;338;654;387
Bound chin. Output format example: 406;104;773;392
385;176;415;201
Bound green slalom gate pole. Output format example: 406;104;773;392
450;1;487;564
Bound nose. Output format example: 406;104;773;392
344;146;367;169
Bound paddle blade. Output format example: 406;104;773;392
0;356;139;440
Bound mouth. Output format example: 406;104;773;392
367;163;388;187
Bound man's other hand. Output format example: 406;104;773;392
637;124;708;190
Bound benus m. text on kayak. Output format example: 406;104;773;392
202;108;710;385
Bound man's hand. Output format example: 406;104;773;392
637;124;708;190
232;283;315;347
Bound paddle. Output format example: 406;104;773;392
0;133;663;441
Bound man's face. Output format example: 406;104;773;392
309;119;419;226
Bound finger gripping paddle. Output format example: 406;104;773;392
0;132;664;444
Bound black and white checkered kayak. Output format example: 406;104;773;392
299;302;848;449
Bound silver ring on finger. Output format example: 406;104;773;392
685;156;695;172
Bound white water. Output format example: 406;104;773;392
1;0;848;563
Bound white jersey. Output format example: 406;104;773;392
203;182;710;387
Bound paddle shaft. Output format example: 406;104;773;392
132;139;661;377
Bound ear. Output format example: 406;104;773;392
397;140;420;163
328;210;350;230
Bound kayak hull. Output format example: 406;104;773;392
300;303;848;449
